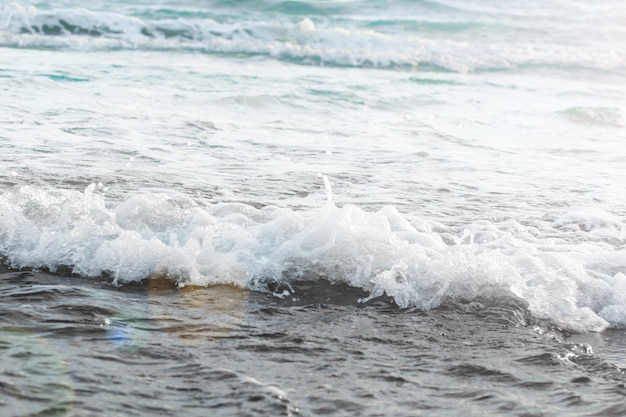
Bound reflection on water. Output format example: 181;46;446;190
0;328;74;417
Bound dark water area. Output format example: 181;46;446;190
2;265;626;417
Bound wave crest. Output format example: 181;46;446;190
2;183;626;332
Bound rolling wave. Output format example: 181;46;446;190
1;3;624;73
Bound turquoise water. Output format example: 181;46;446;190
2;1;626;416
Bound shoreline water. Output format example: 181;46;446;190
3;0;626;415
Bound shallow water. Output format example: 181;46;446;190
2;0;626;415
3;267;626;416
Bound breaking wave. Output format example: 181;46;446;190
1;181;626;333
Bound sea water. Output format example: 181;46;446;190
1;1;626;416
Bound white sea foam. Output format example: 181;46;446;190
1;183;625;332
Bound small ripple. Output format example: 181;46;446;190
517;352;563;366
515;381;555;390
445;364;519;383
595;403;626;417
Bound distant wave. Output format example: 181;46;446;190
1;3;624;73
563;107;624;127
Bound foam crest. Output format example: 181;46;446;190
1;184;626;332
